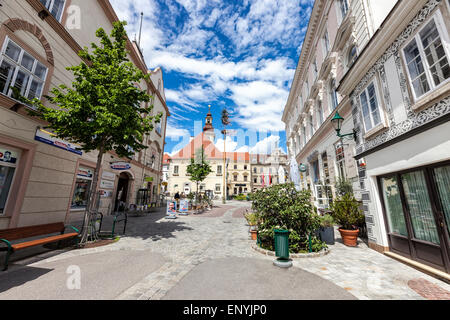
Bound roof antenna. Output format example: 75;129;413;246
138;12;144;49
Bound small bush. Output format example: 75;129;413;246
330;193;365;230
251;183;325;253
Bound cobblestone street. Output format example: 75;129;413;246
0;201;449;300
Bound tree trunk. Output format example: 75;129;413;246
79;144;105;244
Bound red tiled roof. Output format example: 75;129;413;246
170;132;249;162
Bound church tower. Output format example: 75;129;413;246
203;105;215;142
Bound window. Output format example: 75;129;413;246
309;113;314;137
402;15;450;100
40;0;66;22
217;165;222;175
244;165;247;170
329;79;338;110
302;125;307;145
316;100;324;127
305;80;309;97
244;175;248;182
215;184;221;192
323;30;330;57
253;167;257;174
359;81;382;131
313;58;318;79
234;174;238;182
335;142;346;179
339;0;349;21
0;38;48;103
0;146;20;215
348;45;358;68
71;167;93;209
234;164;237;170
254;178;257;183
174;165;179;174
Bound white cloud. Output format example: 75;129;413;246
215;136;238;152
250;135;280;154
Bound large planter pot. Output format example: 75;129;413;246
338;228;359;247
319;227;335;245
250;230;257;240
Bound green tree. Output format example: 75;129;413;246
186;146;212;205
23;21;161;244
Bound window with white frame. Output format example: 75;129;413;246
313;58;318;79
174;165;179;175
347;45;358;68
335;142;346;179
0;38;48;104
40;0;66;22
402;13;450;100
316;100;324;127
323;29;330;57
302;125;307;145
309;113;314;137
339;0;349;21
329;79;338;110
359;81;382;132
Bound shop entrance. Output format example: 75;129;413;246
114;172;130;212
378;161;450;273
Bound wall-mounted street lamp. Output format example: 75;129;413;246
331;111;357;141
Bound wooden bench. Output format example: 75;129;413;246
0;222;79;271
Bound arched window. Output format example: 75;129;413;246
347;45;358;68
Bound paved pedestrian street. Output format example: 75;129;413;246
0;201;449;300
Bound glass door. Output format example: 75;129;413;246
433;165;450;237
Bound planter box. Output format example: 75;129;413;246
319;227;335;245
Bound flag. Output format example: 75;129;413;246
261;174;265;188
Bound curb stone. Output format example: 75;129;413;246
251;243;330;258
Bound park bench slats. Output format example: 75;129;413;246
0;222;79;271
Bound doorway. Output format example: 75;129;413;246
114;172;130;211
378;161;450;273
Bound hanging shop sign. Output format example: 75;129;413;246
299;164;307;172
101;171;116;181
100;180;115;189
0;148;18;164
144;176;154;182
110;162;131;170
35;128;82;155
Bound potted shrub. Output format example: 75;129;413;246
244;212;259;240
319;214;335;245
330;193;365;246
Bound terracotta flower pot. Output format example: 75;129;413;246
250;230;257;241
338;228;359;247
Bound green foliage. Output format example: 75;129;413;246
186;147;212;185
234;194;247;201
335;176;354;197
244;212;259;226
251;183;325;253
330;193;365;230
25;21;161;158
319;214;335;228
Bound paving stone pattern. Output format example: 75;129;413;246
21;201;450;300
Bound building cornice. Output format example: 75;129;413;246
338;0;428;96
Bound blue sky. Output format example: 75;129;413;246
110;0;314;155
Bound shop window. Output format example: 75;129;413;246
380;176;408;237
402;13;450;100
0;146;20;215
40;0;66;22
71;167;93;209
0;38;48;103
359;81;382;132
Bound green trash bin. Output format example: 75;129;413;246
274;229;290;260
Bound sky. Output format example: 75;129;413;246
110;0;315;156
